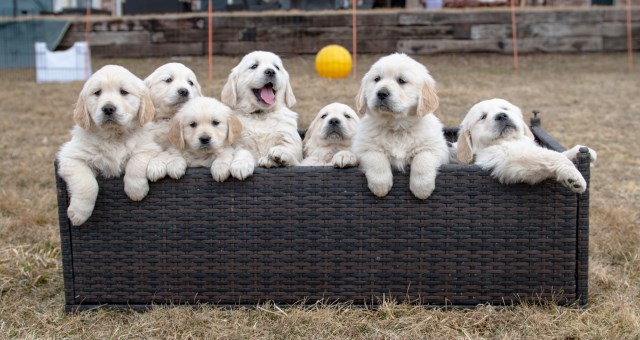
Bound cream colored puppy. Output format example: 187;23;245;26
221;51;302;169
57;65;162;226
143;63;202;181
353;53;449;199
456;98;596;193
166;97;250;182
144;62;202;121
301;103;360;167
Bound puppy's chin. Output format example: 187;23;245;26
497;123;518;138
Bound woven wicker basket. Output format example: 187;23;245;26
56;117;590;312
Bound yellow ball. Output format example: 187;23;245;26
315;45;352;79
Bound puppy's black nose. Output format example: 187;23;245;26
199;136;211;144
495;112;509;121
377;88;390;100
102;104;116;115
178;88;189;97
264;68;275;77
328;118;340;126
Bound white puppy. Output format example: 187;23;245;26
352;53;449;199
301;103;360;167
456;98;596;193
144;62;202;121
57;65;162;226
165;97;250;182
143;63;203;181
221;51;302;169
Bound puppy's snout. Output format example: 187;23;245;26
264;68;276;77
199;135;211;144
328;118;341;126
102;104;116;116
495;112;509;121
178;88;189;97
377;88;390;101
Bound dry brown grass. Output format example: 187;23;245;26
0;53;638;339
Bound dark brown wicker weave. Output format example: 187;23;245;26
56;117;590;312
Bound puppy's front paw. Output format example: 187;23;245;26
231;158;254;180
67;201;94;226
563;145;597;163
166;157;187;179
211;161;231;182
557;165;587;194
146;157;167;182
410;175;436;200
268;147;296;167
124;176;149;201
366;172;393;197
332;151;358;168
258;156;278;168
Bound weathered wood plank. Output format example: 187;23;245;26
501;37;602;53
91;42;204;58
399;10;511;26
397;39;503;54
519;23;604;38
470;24;511;40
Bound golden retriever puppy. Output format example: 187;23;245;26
352;53;449;199
56;65;162;226
165;97;250;182
143;63;202;181
221;51;302;169
144;62;202;121
456;98;596;193
301;103;360;167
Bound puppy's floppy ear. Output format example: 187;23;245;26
168;118;185;150
73;91;92;130
284;79;296;108
138;88;156;126
302;115;321;146
456;126;474;164
226;114;243;145
221;69;238;108
416;79;439;117
524;124;535;140
193;79;203;97
355;83;366;116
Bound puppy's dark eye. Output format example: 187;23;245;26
165;78;173;83
188;80;194;86
250;64;258;70
344;113;351;119
93;89;101;96
321;113;328;119
189;122;197;128
374;76;381;82
275;65;280;71
480;113;487;120
212;120;220;126
120;89;129;96
398;78;407;85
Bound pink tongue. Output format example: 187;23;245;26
260;87;275;105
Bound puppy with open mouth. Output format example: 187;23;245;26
221;51;302;170
456;98;597;193
301;102;360;167
353;53;449;199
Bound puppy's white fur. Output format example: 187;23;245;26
143;63;203;181
302;103;359;167
164;97;251;182
144;62;202;121
57;65;162;226
456;98;596;193
352;53;449;199
221;51;302;168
